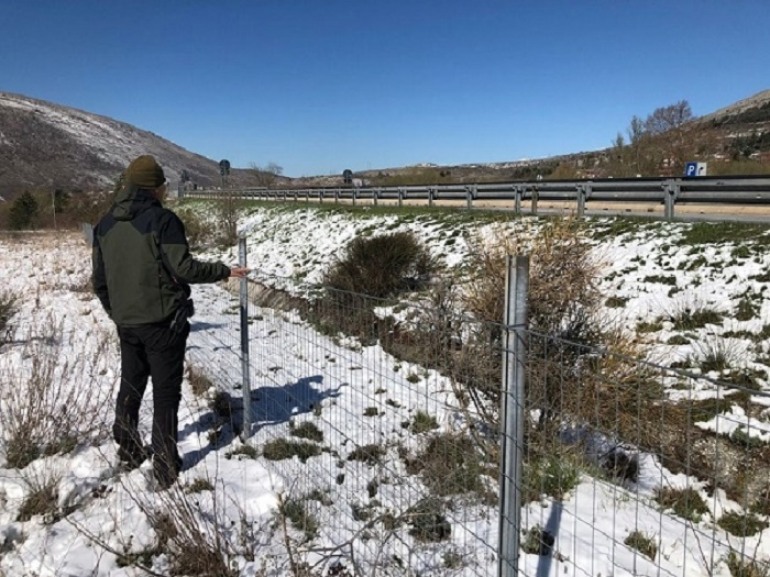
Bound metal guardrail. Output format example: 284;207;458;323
182;175;770;220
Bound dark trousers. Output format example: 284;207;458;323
114;321;189;483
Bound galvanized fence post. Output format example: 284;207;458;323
238;236;252;440
498;255;529;577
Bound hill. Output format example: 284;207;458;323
0;92;227;197
1;89;769;197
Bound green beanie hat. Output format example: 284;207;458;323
125;155;166;189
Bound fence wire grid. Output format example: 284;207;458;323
184;252;770;577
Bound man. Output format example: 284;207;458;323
92;154;248;489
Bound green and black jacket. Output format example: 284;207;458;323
92;185;229;326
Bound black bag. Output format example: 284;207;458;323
170;298;194;334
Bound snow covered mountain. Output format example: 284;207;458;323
0;92;223;197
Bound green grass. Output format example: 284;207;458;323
679;222;770;246
624;530;657;561
290;421;324;442
718;511;769;537
280;498;319;542
263;438;321;462
409;411;439;434
655;487;709;522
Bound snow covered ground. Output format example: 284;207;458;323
1;204;770;576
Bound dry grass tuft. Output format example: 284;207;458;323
0;318;113;468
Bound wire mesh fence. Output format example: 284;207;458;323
2;228;769;576
187;246;770;576
202;279;503;575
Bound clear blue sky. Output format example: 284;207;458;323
1;1;768;177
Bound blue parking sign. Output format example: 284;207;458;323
684;162;707;177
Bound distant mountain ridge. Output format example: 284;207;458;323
0;91;225;196
1;89;768;196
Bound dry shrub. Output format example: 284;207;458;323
459;218;615;416
66;189;116;226
176;205;218;250
323;231;434;298
218;192;244;247
109;480;242;576
188;364;214;398
17;466;64;523
0;319;113;468
0;290;18;338
463;217;604;334
404;432;489;498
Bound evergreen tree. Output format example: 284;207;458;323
9;191;39;230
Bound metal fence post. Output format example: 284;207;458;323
498;255;529;577
238;236;252;441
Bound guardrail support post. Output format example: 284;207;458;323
531;186;539;216
373;188;379;207
577;184;586;218
514;186;522;215
466;186;473;210
398;188;404;208
429;187;435;208
664;179;677;221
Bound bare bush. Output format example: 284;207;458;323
16;465;64;523
0;319;114;469
459;218;613;420
215;191;244;247
69;474;258;576
176;206;218;250
0;289;18;344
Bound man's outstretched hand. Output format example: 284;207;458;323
229;266;250;278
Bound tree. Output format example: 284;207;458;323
643;100;693;135
250;162;283;188
627;115;649;175
613;101;697;177
644;100;695;174
9;191;39;230
53;189;69;213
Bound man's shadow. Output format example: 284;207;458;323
180;374;343;469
